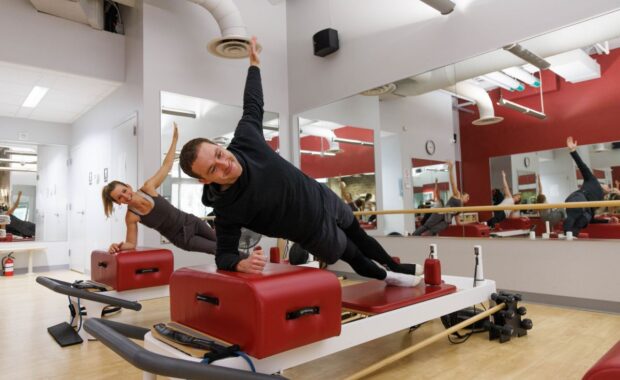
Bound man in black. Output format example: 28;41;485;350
563;136;611;235
179;37;421;287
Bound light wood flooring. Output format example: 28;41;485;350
1;270;618;380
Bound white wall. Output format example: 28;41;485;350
0;117;70;146
36;145;68;241
380;134;405;234
286;0;620;114
0;0;124;82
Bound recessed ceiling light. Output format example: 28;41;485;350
22;86;49;108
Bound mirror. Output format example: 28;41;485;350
296;10;620;240
160;91;279;222
0;142;68;242
297;117;377;229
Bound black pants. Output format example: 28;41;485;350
301;186;415;280
486;210;506;228
563;191;591;235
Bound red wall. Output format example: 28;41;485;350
459;49;620;207
300;126;374;178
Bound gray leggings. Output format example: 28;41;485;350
169;220;217;254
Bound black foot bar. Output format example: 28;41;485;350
84;318;284;380
36;276;142;311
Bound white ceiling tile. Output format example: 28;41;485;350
0;62;44;86
0;92;26;106
0;103;20;116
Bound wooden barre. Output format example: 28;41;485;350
344;302;506;380
353;200;620;217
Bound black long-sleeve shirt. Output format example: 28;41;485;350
202;66;326;270
566;150;605;216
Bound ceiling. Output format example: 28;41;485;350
0;60;121;124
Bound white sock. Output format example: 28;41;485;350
384;271;421;287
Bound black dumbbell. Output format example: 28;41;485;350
517;306;527;316
521;318;533;330
499;310;515;319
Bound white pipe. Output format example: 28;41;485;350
444;81;503;125
189;0;247;37
484;72;524;91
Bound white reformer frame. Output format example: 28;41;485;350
142;275;496;379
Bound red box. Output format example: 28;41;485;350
170;263;342;359
91;248;174;291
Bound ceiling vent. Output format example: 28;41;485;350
188;0;261;59
29;0;104;30
361;83;397;96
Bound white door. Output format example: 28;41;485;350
110;115;138;243
69;144;87;272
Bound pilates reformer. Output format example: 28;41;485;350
37;248;173;343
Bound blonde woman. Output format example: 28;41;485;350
102;123;216;254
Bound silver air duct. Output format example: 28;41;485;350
503;44;551;70
188;0;261;58
445;82;504;125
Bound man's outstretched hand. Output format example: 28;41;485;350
249;36;260;67
236;246;266;274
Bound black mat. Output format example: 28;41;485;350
48;322;83;347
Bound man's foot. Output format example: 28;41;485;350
388;262;424;276
384;271;422;287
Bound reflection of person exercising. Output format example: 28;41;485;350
563;136;611;235
4;191;36;237
179;37;421;287
413;161;468;236
101;123;217;255
486;170;522;228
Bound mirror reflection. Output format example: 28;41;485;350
160;91;279;220
298;118;377;229
0;142;68;242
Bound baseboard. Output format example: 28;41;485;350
12;264;70;275
331;270;620;314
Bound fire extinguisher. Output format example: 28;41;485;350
2;253;14;277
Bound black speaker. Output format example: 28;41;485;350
313;28;339;57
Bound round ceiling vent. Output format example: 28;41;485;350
360;83;397;96
472;116;504;126
207;36;262;59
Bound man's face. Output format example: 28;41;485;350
191;142;242;185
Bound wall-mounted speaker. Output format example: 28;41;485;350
313;28;339;57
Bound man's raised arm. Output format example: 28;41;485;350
238;36;264;137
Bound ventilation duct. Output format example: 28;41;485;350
29;0;104;29
444;82;504;125
420;0;455;15
392;10;620;98
188;0;260;59
300;125;375;151
360;83;397;96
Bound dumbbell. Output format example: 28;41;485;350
498;310;515;319
521;318;533;330
517;306;527;316
491;293;515;303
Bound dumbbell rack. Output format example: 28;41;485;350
487;291;533;343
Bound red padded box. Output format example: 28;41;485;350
496;217;532;231
91;248;174;291
439;223;490;237
583;340;620;380
170;263;342;359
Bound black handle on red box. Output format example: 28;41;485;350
286;306;320;320
135;267;159;274
98;262;108;268
196;293;220;306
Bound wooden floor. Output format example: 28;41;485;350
1;270;618;380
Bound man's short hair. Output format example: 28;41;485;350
179;138;215;179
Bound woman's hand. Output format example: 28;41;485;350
108;242;124;254
172;122;178;142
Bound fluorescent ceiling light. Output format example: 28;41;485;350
497;97;546;120
502;67;541;88
485;72;524;91
161;107;196;118
504;44;551;70
420;0;455;15
22;86;49;108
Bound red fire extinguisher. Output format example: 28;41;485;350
2;253;14;277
